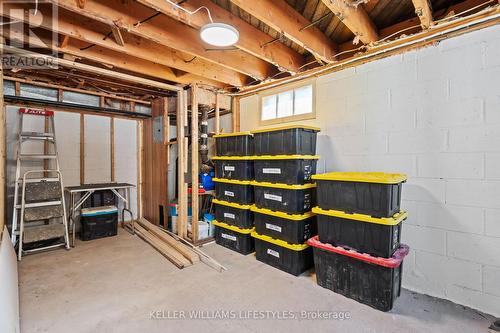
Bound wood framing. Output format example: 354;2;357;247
215;93;220;134
230;0;338;62
177;90;188;239
48;0;276;81
412;0;434;29
1;2;247;87
136;0;305;74
190;84;199;243
320;0;379;44
232;96;240;132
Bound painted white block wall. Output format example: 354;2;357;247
239;25;500;316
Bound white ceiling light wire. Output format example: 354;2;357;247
165;0;213;23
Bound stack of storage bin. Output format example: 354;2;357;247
250;125;321;276
212;132;255;255
308;172;409;311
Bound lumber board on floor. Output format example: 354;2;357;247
137;218;200;264
134;224;191;268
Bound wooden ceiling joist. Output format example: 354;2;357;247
49;0;276;81
135;0;305;74
1;2;247;87
320;0;379;44
229;0;338;63
411;0;434;29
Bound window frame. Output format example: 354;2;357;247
258;80;316;126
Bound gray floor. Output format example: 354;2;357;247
19;230;494;333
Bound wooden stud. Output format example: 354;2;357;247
412;0;434;29
320;0;379;44
176;90;187;239
231;96;240;132
80;114;85;185
215;93;220;134
14;81;20;96
190;84;199;243
229;0;338;62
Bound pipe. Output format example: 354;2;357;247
199;106;211;173
230;5;500;97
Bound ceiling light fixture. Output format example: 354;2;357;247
165;0;239;47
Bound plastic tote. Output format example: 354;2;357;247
213;220;255;255
213;198;254;229
213;178;254;205
253;155;319;185
252;206;316;244
212;156;254;181
251;125;320;156
313;207;407;258
214;131;254;156
308;236;409;312
312;172;407;218
252;181;316;214
252;231;313;276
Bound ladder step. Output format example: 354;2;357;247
17;177;60;184
24;205;63;221
16;201;62;209
19;154;57;160
23;224;66;243
20;132;54;138
25;182;62;203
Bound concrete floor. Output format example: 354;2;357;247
19;230;494;333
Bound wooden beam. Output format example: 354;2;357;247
363;0;381;12
412;0;434;29
0;3;247;87
215;93;220;134
136;0;305;74
231;96;240;132
320;0;379;44
49;0;276;81
230;0;337;62
190;84;199;243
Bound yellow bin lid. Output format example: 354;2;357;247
251;206;315;221
212;178;252;185
212;156;255;161
251;125;320;134
312;206;408;226
251;231;309;250
212;220;254;234
251;181;316;190
212;199;252;210
312;172;407;184
252;155;320;160
214;131;252;138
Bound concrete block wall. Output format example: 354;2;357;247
239;25;500;316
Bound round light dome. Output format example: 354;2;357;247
200;23;239;47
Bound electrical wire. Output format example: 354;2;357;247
165;0;214;23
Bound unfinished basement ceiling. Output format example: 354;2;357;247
0;0;496;97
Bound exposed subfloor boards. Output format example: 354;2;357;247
18;230;494;333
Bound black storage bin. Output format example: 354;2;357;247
214;132;254;156
213;156;254;181
252;206;316;244
308;236;409;312
253;155;319;185
213;220;254;255
313;207;407;258
252;125;320;156
252;231;313;276
312;172;407;218
213;198;254;229
253;181;316;214
83;190;116;208
213;178;254;205
80;206;118;241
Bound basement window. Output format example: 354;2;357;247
260;83;315;124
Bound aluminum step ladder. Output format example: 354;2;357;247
11;108;70;260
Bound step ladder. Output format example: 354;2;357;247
11;108;70;260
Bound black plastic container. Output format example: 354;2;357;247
308;236;409;312
213;156;254;181
253;156;319;185
313;207;407;258
253;181;316;214
252;231;313;276
213;178;254;205
312;172;407;218
80;206;118;241
213;198;254;229
214;132;254;156
252;206;316;244
252;125;320;156
213;220;254;255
